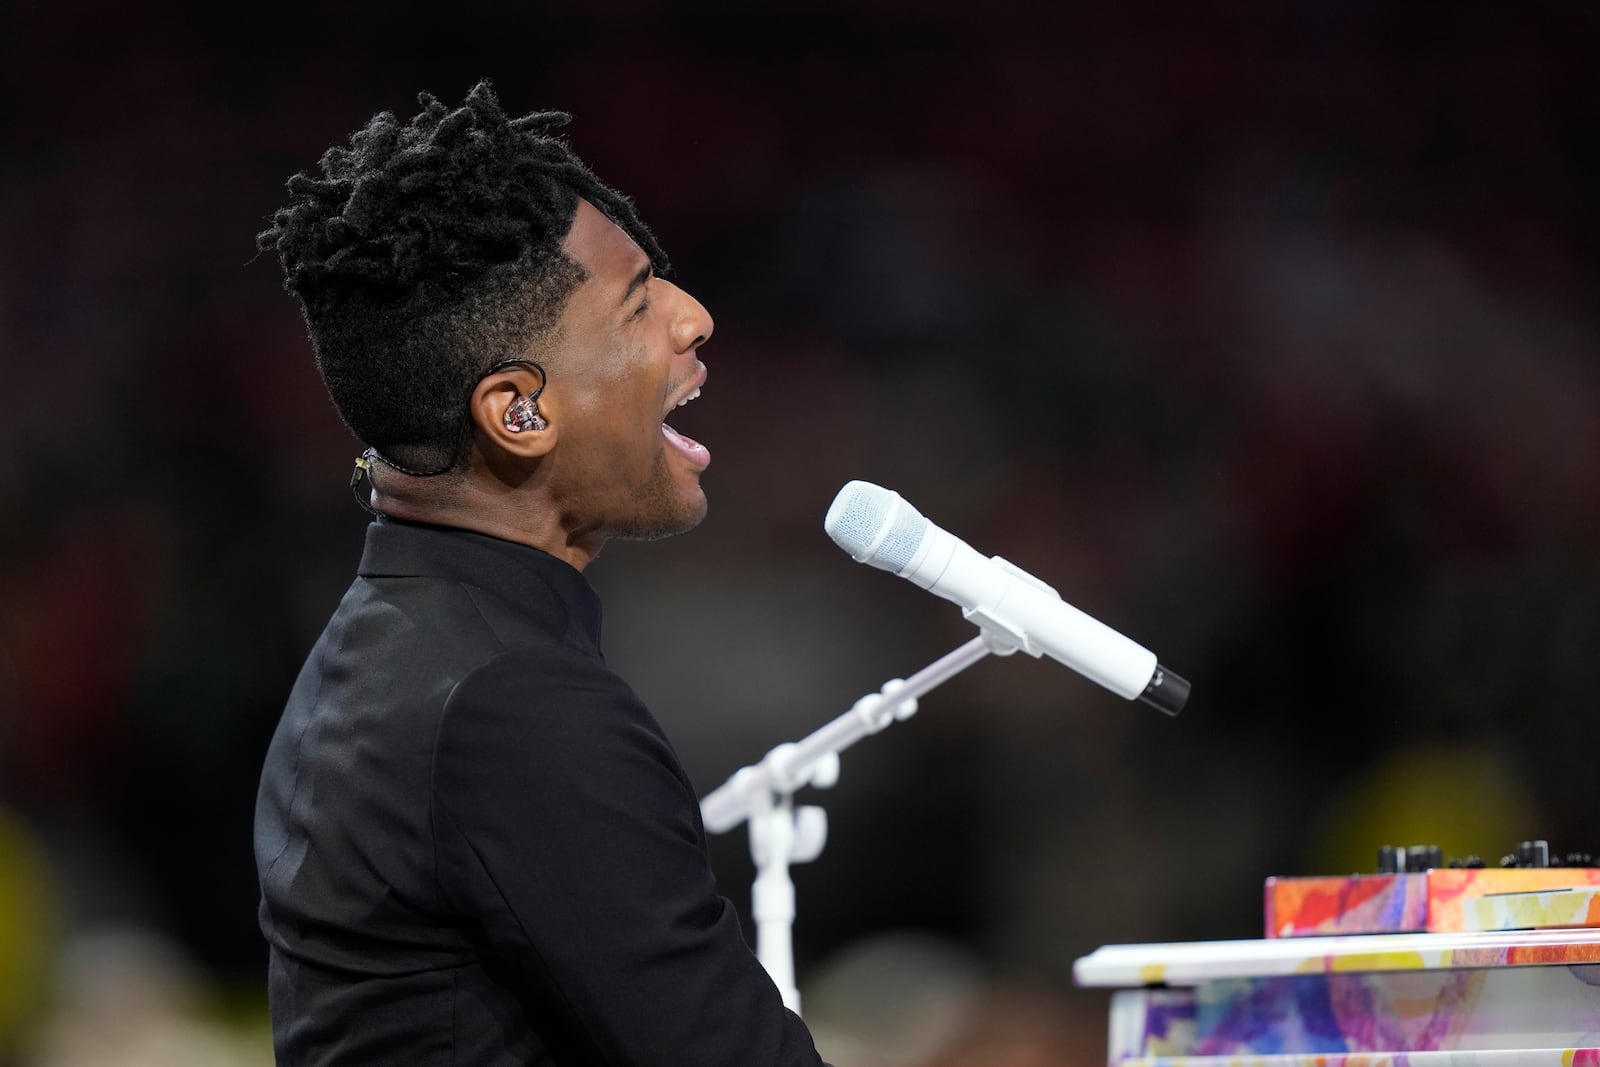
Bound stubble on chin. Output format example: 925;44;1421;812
606;455;707;542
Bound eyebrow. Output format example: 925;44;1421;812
620;262;652;307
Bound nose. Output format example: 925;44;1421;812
665;279;714;354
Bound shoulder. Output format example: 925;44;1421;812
428;642;702;848
445;642;638;727
434;643;681;783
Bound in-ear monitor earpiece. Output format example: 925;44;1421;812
492;359;548;433
504;395;547;432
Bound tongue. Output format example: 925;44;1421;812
661;422;710;469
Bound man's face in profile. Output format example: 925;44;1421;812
534;199;716;543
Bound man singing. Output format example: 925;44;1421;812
254;81;827;1066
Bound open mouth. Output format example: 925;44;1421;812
661;370;710;470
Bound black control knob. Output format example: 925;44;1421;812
1404;845;1443;872
1377;845;1403;874
1447;855;1485;869
1517;840;1551;868
1502;840;1552;868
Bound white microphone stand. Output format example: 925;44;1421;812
700;626;1031;1013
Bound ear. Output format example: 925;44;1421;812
470;364;558;460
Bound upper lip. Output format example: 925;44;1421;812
665;362;707;415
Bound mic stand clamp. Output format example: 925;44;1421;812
745;770;829;1015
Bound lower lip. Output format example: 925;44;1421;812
661;423;710;471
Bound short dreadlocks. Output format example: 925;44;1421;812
259;80;669;475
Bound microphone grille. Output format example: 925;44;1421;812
824;480;928;573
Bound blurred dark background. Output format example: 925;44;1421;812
2;1;1598;1062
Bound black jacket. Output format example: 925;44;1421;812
255;519;824;1065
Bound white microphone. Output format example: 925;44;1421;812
824;481;1188;715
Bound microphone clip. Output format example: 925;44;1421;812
960;555;1058;659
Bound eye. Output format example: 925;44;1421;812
630;296;652;320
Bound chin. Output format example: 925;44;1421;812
611;485;708;542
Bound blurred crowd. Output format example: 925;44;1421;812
2;1;1597;1062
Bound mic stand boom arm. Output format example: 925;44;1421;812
700;627;1028;1014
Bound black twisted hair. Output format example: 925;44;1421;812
258;80;669;474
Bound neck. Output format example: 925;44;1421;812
368;466;604;570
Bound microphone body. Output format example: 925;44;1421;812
824;481;1188;715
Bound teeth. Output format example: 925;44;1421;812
675;387;702;409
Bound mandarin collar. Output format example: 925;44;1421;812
355;517;603;650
